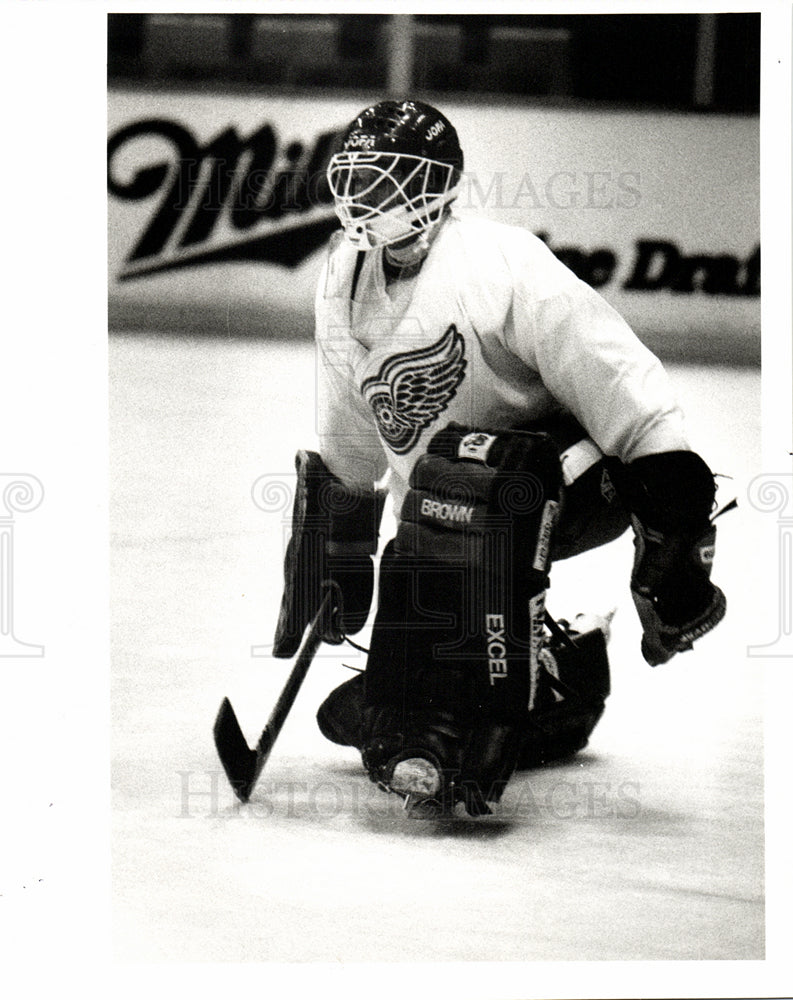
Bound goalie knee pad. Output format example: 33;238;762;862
361;424;563;814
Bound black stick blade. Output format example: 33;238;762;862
213;697;260;803
213;591;333;802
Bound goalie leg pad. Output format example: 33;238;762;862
316;614;613;781
518;614;611;769
360;424;563;814
316;672;365;747
361;705;524;816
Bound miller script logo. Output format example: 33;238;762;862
361;324;467;455
107;118;341;280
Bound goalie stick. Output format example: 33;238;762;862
213;590;334;803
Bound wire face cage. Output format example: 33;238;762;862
326;151;460;249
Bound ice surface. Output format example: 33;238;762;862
109;331;765;967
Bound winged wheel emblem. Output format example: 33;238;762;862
361;325;467;454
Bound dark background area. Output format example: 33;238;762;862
108;12;759;114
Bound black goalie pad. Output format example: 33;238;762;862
317;614;614;789
518;614;611;768
360;424;564;813
366;425;563;720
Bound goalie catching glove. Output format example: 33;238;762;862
624;450;726;666
272;451;385;658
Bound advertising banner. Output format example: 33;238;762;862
108;89;759;362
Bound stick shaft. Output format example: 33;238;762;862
256;591;332;761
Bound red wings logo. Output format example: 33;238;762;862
361;324;467;454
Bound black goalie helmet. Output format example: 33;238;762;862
326;100;464;250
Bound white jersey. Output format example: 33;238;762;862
315;214;688;513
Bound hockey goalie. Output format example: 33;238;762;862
272;100;726;817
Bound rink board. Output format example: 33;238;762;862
107;89;760;365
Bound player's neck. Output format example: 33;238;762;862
382;232;431;284
381;210;452;283
382;250;424;285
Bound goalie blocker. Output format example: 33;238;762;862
272;450;386;658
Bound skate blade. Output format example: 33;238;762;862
402;794;444;819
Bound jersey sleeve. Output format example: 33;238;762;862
314;258;389;491
505;237;689;461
